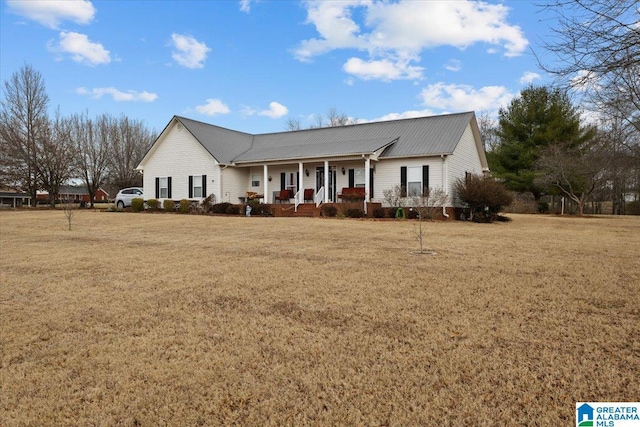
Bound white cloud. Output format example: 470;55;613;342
420;82;515;112
519;71;541;84
367;109;438;122
195;99;230;116
444;59;462;72
343;57;423;81
294;1;528;81
570;70;600;92
239;0;254;13
6;0;95;29
76;87;157;102
170;33;210;69
49;32;111;66
258;102;288;118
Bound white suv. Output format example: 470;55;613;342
115;187;143;209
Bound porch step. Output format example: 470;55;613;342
292;203;319;217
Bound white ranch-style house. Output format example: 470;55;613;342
137;111;489;214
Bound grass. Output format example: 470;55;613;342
1;211;638;426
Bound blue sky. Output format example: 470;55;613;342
1;0;557;134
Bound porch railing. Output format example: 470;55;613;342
315;186;325;207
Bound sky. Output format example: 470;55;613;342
0;0;559;135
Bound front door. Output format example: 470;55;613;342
316;166;336;202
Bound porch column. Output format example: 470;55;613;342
263;164;268;203
324;160;329;204
364;156;371;214
298;162;304;200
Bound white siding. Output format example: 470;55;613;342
373;157;444;206
141;123;220;202
447;124;484;196
220;167;248;203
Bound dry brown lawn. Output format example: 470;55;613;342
1;210;638;426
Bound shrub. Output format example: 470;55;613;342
388;207;398;218
407;209;419;220
454;174;513;223
178;199;191;214
373;207;386;218
248;200;271;216
163;199;175;211
147;199;159;211
321;205;337;217
210;202;231;214
225;204;240;215
537;201;550;213
131;198;144;212
346;208;365;218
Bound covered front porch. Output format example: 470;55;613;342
244;158;377;214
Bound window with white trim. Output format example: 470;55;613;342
192;175;202;198
354;168;366;188
407;166;422;197
251;174;260;187
159;177;168;198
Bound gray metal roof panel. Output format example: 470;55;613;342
171;112;476;164
234;137;397;163
175;116;254;164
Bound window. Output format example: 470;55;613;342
400;165;429;197
407;166;422;196
354;168;366;188
192;175;202;198
159;177;168;198
251;174;260;187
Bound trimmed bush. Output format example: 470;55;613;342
163;199;175;211
225;204;240;215
131;198;144;212
248;200;271;216
346;208;365;218
178;199;191;214
321;205;338;217
147;199;159;211
373;207;386;218
210;202;232;214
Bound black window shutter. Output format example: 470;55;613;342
400;166;407;197
202;175;207;197
280;172;285;191
348;169;355;187
422;165;429;196
167;177;172;199
370;168;374;198
155;178;159;199
188;175;193;198
296;172;299;190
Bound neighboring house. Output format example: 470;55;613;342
37;185;109;204
0;188;30;207
137;111;489;213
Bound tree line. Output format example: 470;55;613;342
0;64;155;207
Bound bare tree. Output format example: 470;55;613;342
62;200;79;230
409;188;449;254
71;112;111;207
37;109;76;207
536;134;610;215
108;115;155;190
476;110;500;151
285;107;356;131
538;0;639;137
0;64;50;205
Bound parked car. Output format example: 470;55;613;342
115;187;143;209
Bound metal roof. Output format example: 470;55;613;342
176;116;254;164
174;111;477;164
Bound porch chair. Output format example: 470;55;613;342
303;188;314;203
275;189;291;203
